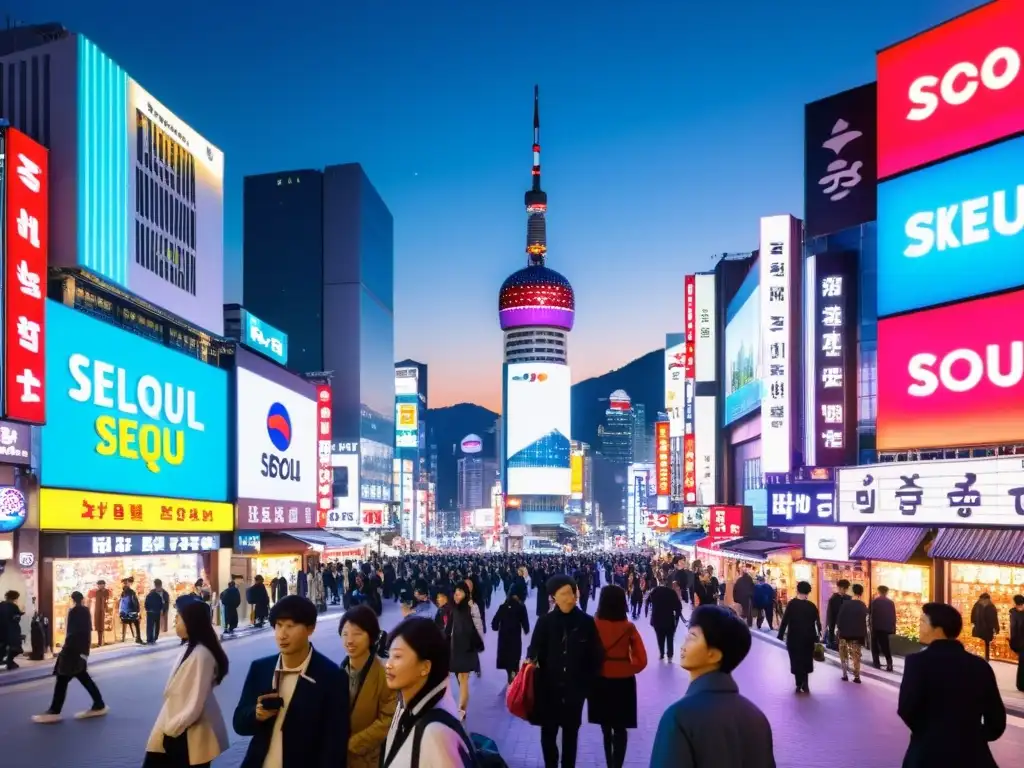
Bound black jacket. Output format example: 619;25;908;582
835;599;868;643
971;601;1000;642
491;598;530;671
647;585;682;631
732;574;755;610
54;605;91;677
1010;608;1024;655
898;640;1005;768
826;592;850;629
526;607;603;727
0;600;22;648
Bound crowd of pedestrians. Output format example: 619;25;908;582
19;549;1024;767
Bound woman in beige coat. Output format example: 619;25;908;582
143;599;230;767
340;605;397;768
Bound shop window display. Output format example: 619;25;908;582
871;562;930;642
51;554;206;649
947;562;1024;664
253;555;302;595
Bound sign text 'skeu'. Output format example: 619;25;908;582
68;354;205;473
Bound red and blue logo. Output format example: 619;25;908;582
266;403;292;451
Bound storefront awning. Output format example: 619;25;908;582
280;530;364;552
930;527;1024;566
850;526;929;563
667;530;706;549
717;538;800;559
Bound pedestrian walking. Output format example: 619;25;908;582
145;580;166;645
142;599;230;767
447;583;484;720
868;585;896;671
1010;595;1024;692
232;595;348;767
575;565;592;614
32;591;108;723
491;590;530;685
752;576;775;631
649;605;775;768
247;575;270;628
836;583;868;683
381;617;475;767
340;606;397;768
970;593;1000;661
732;566;755;626
526;574;603;768
825;579;851;650
777;581;821;694
646;577;683;662
220;579;242;635
92;579;110;647
0;590;23;669
119;581;144;645
898;602;1005;768
591;585;647;768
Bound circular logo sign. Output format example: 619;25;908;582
460;434;483;454
18;552;35;568
266;403;292;452
0;486;27;533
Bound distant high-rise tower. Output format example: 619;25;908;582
499;87;574;534
600;390;635;464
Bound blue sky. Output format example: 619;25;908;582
30;0;981;410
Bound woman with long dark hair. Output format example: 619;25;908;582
340;605;397;768
590;585;648;768
382;618;473;766
143;598;230;767
448;583;484;721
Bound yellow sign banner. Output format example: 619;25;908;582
40;488;233;532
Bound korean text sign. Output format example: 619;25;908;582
236;499;316;530
655;421;671;496
877;136;1024;317
837;456;1024;527
814;251;857;466
694;274;717;383
766;482;836;526
68;533;220;558
316;385;333;526
4;128;49;424
707;505;748;541
804;82;877;239
40;488;232;532
684;275;696;378
241;310;288;366
41;302;228;501
877;1;1024;180
877;288;1024;451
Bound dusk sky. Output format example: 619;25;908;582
32;0;979;411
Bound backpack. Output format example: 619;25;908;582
411;709;480;767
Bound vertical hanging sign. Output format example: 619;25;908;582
315;385;334;528
814;251;857;466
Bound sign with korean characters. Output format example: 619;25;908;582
684;275;696;377
707;505;750;542
315;385;333;527
694;274;717;383
813;251;858;467
655;421;671;496
766;482;837;526
236;499;316;530
759;215;801;474
837;456;1024;527
682;434;697;504
40;489;232;532
68;533;220;558
4;127;49;424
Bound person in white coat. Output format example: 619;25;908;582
381;617;474;767
143;599;230;767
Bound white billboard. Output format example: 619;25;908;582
694;395;718;505
665;343;686;438
506;363;571;495
627;463;653;544
759;214;799;474
127;79;225;336
395;367;418;396
694;274;717;383
326;452;358;528
473;508;496;529
803;525;851;562
236;366;317;504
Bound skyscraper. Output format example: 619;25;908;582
499;87;574;534
243;164;395;529
600;390;635;464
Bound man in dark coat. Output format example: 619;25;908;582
970;593;1000;661
220;579;242;634
650;605;774;767
574;566;592;613
143;580;166;644
0;590;24;669
869;584;897;670
825;579;851;650
647;576;683;661
492;592;530;684
777;581;821;693
836;584;869;683
526;574;603;768
898;602;1005;768
1010;595;1024;692
732;567;755;626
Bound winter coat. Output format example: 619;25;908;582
381;681;470;768
836;599;869;644
647;585;682;631
594;618;647;679
826;592;851;630
526;606;603;727
778;598;821;676
345;656;397;768
144;589;165;614
971;601;1000;643
0;600;22;649
533;572;549;617
92;587;110;631
449;602;484;675
491;598;530;671
1010;608;1024;655
54;605;91;677
869;595;897;634
146;644;230;764
220;585;242;624
732;573;755;614
752;582;775;610
650;671;775;768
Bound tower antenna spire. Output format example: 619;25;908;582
532;84;541;191
525;85;548;265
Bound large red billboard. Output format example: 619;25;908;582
877;288;1024;450
4;128;49;424
877;1;1024;179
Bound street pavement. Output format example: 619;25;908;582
2;591;1023;768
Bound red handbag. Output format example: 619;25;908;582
506;662;536;720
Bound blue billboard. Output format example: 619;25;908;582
241;310;289;366
724;267;761;425
41;302;229;501
877;136;1024;317
766;482;836;527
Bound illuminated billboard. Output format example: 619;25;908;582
723;268;760;425
665;341;686;437
505;363;571;496
655;421;671;496
693;395;718;505
877;136;1024;317
694;274;717;383
73;39;225;335
877;288;1024;451
877;1;1024;180
570;452;584;500
395;396;418;449
240;310;288;366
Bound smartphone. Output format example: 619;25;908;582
261;695;284;711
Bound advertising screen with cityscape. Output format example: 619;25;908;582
724;266;761;425
506;363;571;496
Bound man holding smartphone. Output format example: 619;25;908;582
233;595;348;767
